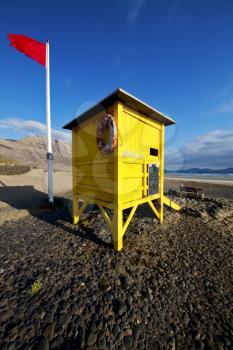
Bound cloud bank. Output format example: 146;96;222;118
0;118;71;143
166;129;233;170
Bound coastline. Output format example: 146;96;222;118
165;174;233;186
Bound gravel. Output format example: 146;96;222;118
0;196;233;349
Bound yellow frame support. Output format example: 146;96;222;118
122;205;138;236
159;124;164;223
72;128;79;224
148;200;160;219
113;101;124;251
99;205;113;232
163;196;181;211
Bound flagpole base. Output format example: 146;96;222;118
47;153;53;204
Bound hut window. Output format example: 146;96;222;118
150;148;158;156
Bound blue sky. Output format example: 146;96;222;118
0;0;233;169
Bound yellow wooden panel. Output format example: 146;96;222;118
122;162;142;174
76;176;114;189
123;105;161;130
120;162;143;203
76;162;114;176
119;189;142;203
121;109;160;162
77;188;114;203
75;108;114;163
142;122;160;162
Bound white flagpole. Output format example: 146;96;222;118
46;40;53;204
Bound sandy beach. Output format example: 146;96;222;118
0;169;233;226
165;174;233;186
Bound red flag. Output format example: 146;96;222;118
8;34;46;66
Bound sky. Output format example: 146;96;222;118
0;0;233;169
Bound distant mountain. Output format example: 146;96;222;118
165;168;233;174
0;136;71;170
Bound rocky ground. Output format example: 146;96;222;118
0;157;31;175
0;196;233;350
165;179;233;201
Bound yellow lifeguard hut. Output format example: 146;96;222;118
63;88;180;250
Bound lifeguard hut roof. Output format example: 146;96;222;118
63;88;176;130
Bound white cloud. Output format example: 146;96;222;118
166;129;233;170
216;98;233;114
0;118;71;143
127;0;146;23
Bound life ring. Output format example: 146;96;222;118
96;114;117;153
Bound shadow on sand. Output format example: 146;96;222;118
0;183;159;249
0;183;113;249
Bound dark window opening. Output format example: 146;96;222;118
150;148;158;156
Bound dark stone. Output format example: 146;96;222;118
27;325;36;339
183;313;190;326
58;313;70;327
50;335;64;349
132;324;141;339
87;332;97;346
33;319;40;330
43;313;53;324
167;336;176;347
117;302;127;316
100;338;107;348
0;310;11;323
123;336;133;349
71;304;79;314
95;319;103;330
106;293;113;302
77;327;86;349
113;324;120;337
35;336;49;350
43;322;55;341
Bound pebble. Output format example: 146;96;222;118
123;336;133;349
36;336;49;350
117;302;127;316
167;336;176;348
50;335;64;349
42;322;55;341
0;310;11;323
43;313;53;324
86;331;97;346
113;324;120;337
0;199;233;349
132;324;141;339
183;313;190;326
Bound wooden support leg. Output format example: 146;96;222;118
122;205;138;236
113;207;123;251
99;205;113;233
148;200;160;220
159;124;165;224
73;193;79;224
163;196;181;211
73;197;88;225
159;197;164;224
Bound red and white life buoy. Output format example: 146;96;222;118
96;114;117;153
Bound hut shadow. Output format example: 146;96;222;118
0;184;111;248
0;184;160;248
